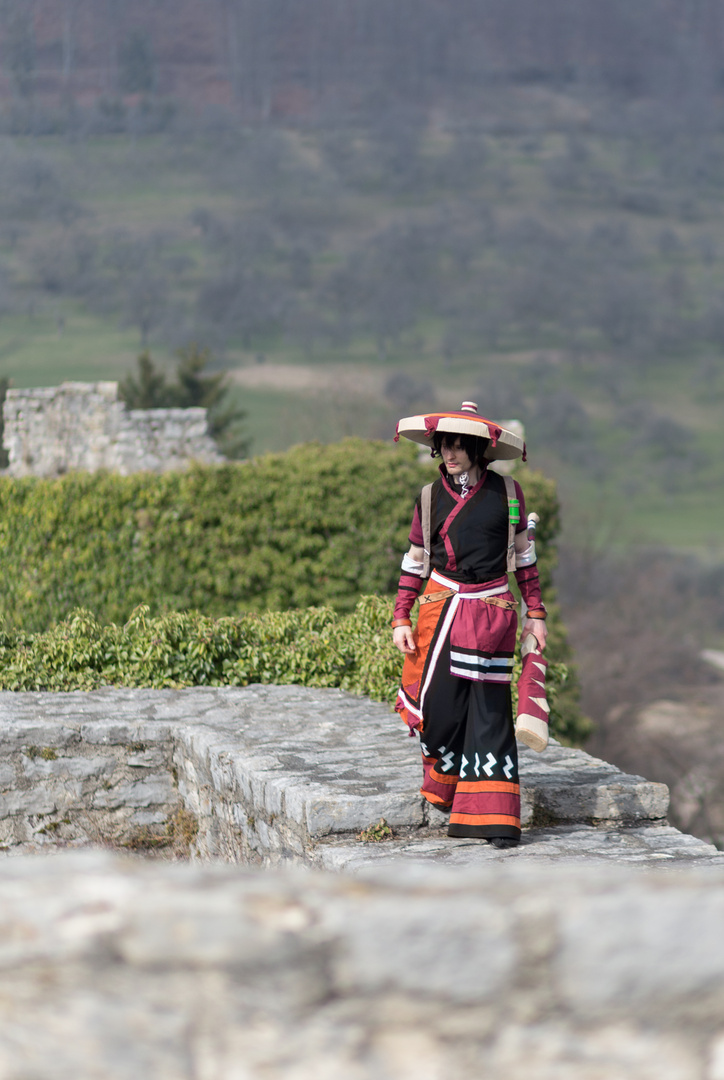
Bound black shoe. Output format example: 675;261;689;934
486;837;519;849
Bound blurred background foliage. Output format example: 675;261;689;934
0;90;723;551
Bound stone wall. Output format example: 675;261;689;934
1;685;724;1077
0;695;179;852
0;685;718;871
2;381;224;477
0;854;723;1079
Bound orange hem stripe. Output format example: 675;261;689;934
429;770;460;786
449;813;520;826
421;790;453;807
455;781;520;794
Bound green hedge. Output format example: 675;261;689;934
0;597;585;744
0;439;589;742
0;439;559;628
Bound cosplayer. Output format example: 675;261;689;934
392;401;548;848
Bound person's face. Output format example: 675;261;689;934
440;437;472;475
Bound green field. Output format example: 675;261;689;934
1;126;724;556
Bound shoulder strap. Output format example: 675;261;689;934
503;474;519;573
421;482;433;579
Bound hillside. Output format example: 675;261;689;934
1;120;723;557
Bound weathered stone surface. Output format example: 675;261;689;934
80;721;146;744
0;685;717;866
2;381;224;477
0;723;81;751
21;755;114;781
131;810;169;825
127;750;167;768
0;685;721;1075
0;788;57;817
557;883;724;1017
0;854;720;1078
91;775;177;810
314;822;724;872
520;743;670;823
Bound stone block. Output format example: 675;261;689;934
261;774;289;817
542;778;668;822
131;810;169;826
92;776;176;811
127;750;167;768
209;749;237;793
228;757;255;804
0;724;81;751
424;802;452;828
136;722;175;743
21;756;115;781
80;723;139;745
520;784;534;825
557;879;724;1017
0;789;57;817
521;744;670;824
306;792;426;836
327;892;515;1003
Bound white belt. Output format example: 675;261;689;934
430;569;509;600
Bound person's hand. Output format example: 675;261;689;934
393;625;417;654
523;618;547;652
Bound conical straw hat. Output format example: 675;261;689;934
395;401;525;461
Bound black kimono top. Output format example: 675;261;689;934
393;464;542;623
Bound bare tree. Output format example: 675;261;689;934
218;0;280;119
1;0;36;100
103;0;123;93
61;0;80;86
103;232;181;347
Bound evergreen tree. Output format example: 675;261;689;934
119;346;249;459
0;376;10;470
171;344;225;410
118;350;172;409
172;344;249;460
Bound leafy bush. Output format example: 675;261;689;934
0;596;583;743
0;440;558;629
0;439;588;742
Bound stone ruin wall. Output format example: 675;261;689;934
2;381;224;477
0;685;723;1078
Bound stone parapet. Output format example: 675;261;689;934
2;381;224;476
0;686;713;869
0;853;723;1078
0;685;723;1077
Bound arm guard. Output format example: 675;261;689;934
514;563;546;617
393;555;425;623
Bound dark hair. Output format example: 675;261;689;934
431;431;490;468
